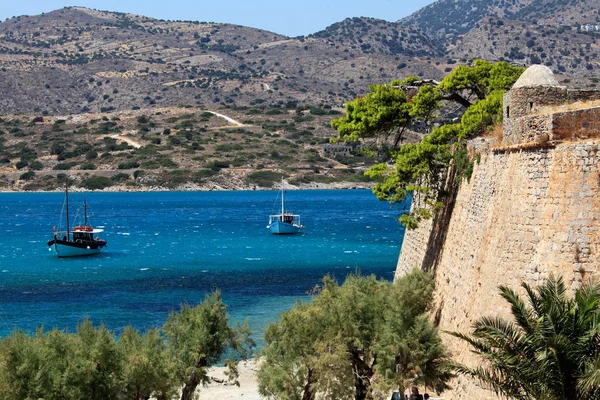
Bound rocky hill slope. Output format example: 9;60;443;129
402;0;600;79
0;8;442;116
1;2;599;191
401;0;534;41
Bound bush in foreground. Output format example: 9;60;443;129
0;292;253;400
258;269;451;400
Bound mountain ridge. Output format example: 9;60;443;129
0;2;598;192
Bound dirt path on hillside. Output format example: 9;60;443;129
206;111;245;127
106;133;142;148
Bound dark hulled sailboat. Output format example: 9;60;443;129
47;184;107;257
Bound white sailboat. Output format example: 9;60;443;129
267;180;303;234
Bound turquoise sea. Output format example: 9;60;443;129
0;190;408;341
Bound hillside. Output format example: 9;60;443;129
401;0;534;41
514;0;600;25
310;17;443;57
402;0;600;79
448;16;599;77
0;105;383;192
0;8;443;116
1;2;600;191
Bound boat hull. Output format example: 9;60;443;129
51;241;104;258
268;221;301;234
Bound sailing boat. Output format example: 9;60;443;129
267;180;303;234
47;183;107;257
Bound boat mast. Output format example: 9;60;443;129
65;182;70;241
281;178;284;215
84;197;87;226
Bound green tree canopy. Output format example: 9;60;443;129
0;294;253;400
258;270;451;400
450;275;600;400
118;326;177;400
331;83;414;148
0;320;123;400
332;60;524;229
257;301;324;400
163;291;255;400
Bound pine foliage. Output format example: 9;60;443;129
332;60;524;229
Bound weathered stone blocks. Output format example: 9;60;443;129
395;66;600;399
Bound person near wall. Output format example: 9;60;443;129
408;387;424;400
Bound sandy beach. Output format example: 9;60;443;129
199;360;261;400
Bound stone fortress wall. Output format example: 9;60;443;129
395;66;600;399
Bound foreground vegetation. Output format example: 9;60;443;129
452;275;600;400
0;292;253;400
0;271;446;400
258;269;451;400
1;269;599;400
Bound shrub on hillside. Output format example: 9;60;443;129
81;175;114;190
19;171;35;181
118;161;140;169
53;162;77;171
28;161;44;170
244;170;285;187
111;173;130;182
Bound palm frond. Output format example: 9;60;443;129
452;274;600;400
577;354;600;398
499;286;535;334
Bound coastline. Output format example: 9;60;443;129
0;181;374;193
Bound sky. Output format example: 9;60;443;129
0;0;437;37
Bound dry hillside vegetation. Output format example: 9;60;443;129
0;106;378;191
1;2;600;190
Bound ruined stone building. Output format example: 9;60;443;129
503;64;600;147
395;65;600;399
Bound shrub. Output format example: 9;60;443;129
118;161;140;169
15;160;28;169
137;115;149;124
294;115;315;123
81;175;114;190
309;107;328;115
214;144;243;152
194;169;218;179
19;171;35;181
111;172;129;182
53;162;77;170
141;157;177;169
28;161;44;170
80;163;97;170
244;170;285;187
206;160;230;171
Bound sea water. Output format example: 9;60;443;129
0;190;408;341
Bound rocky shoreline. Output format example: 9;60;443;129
0;181;374;193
